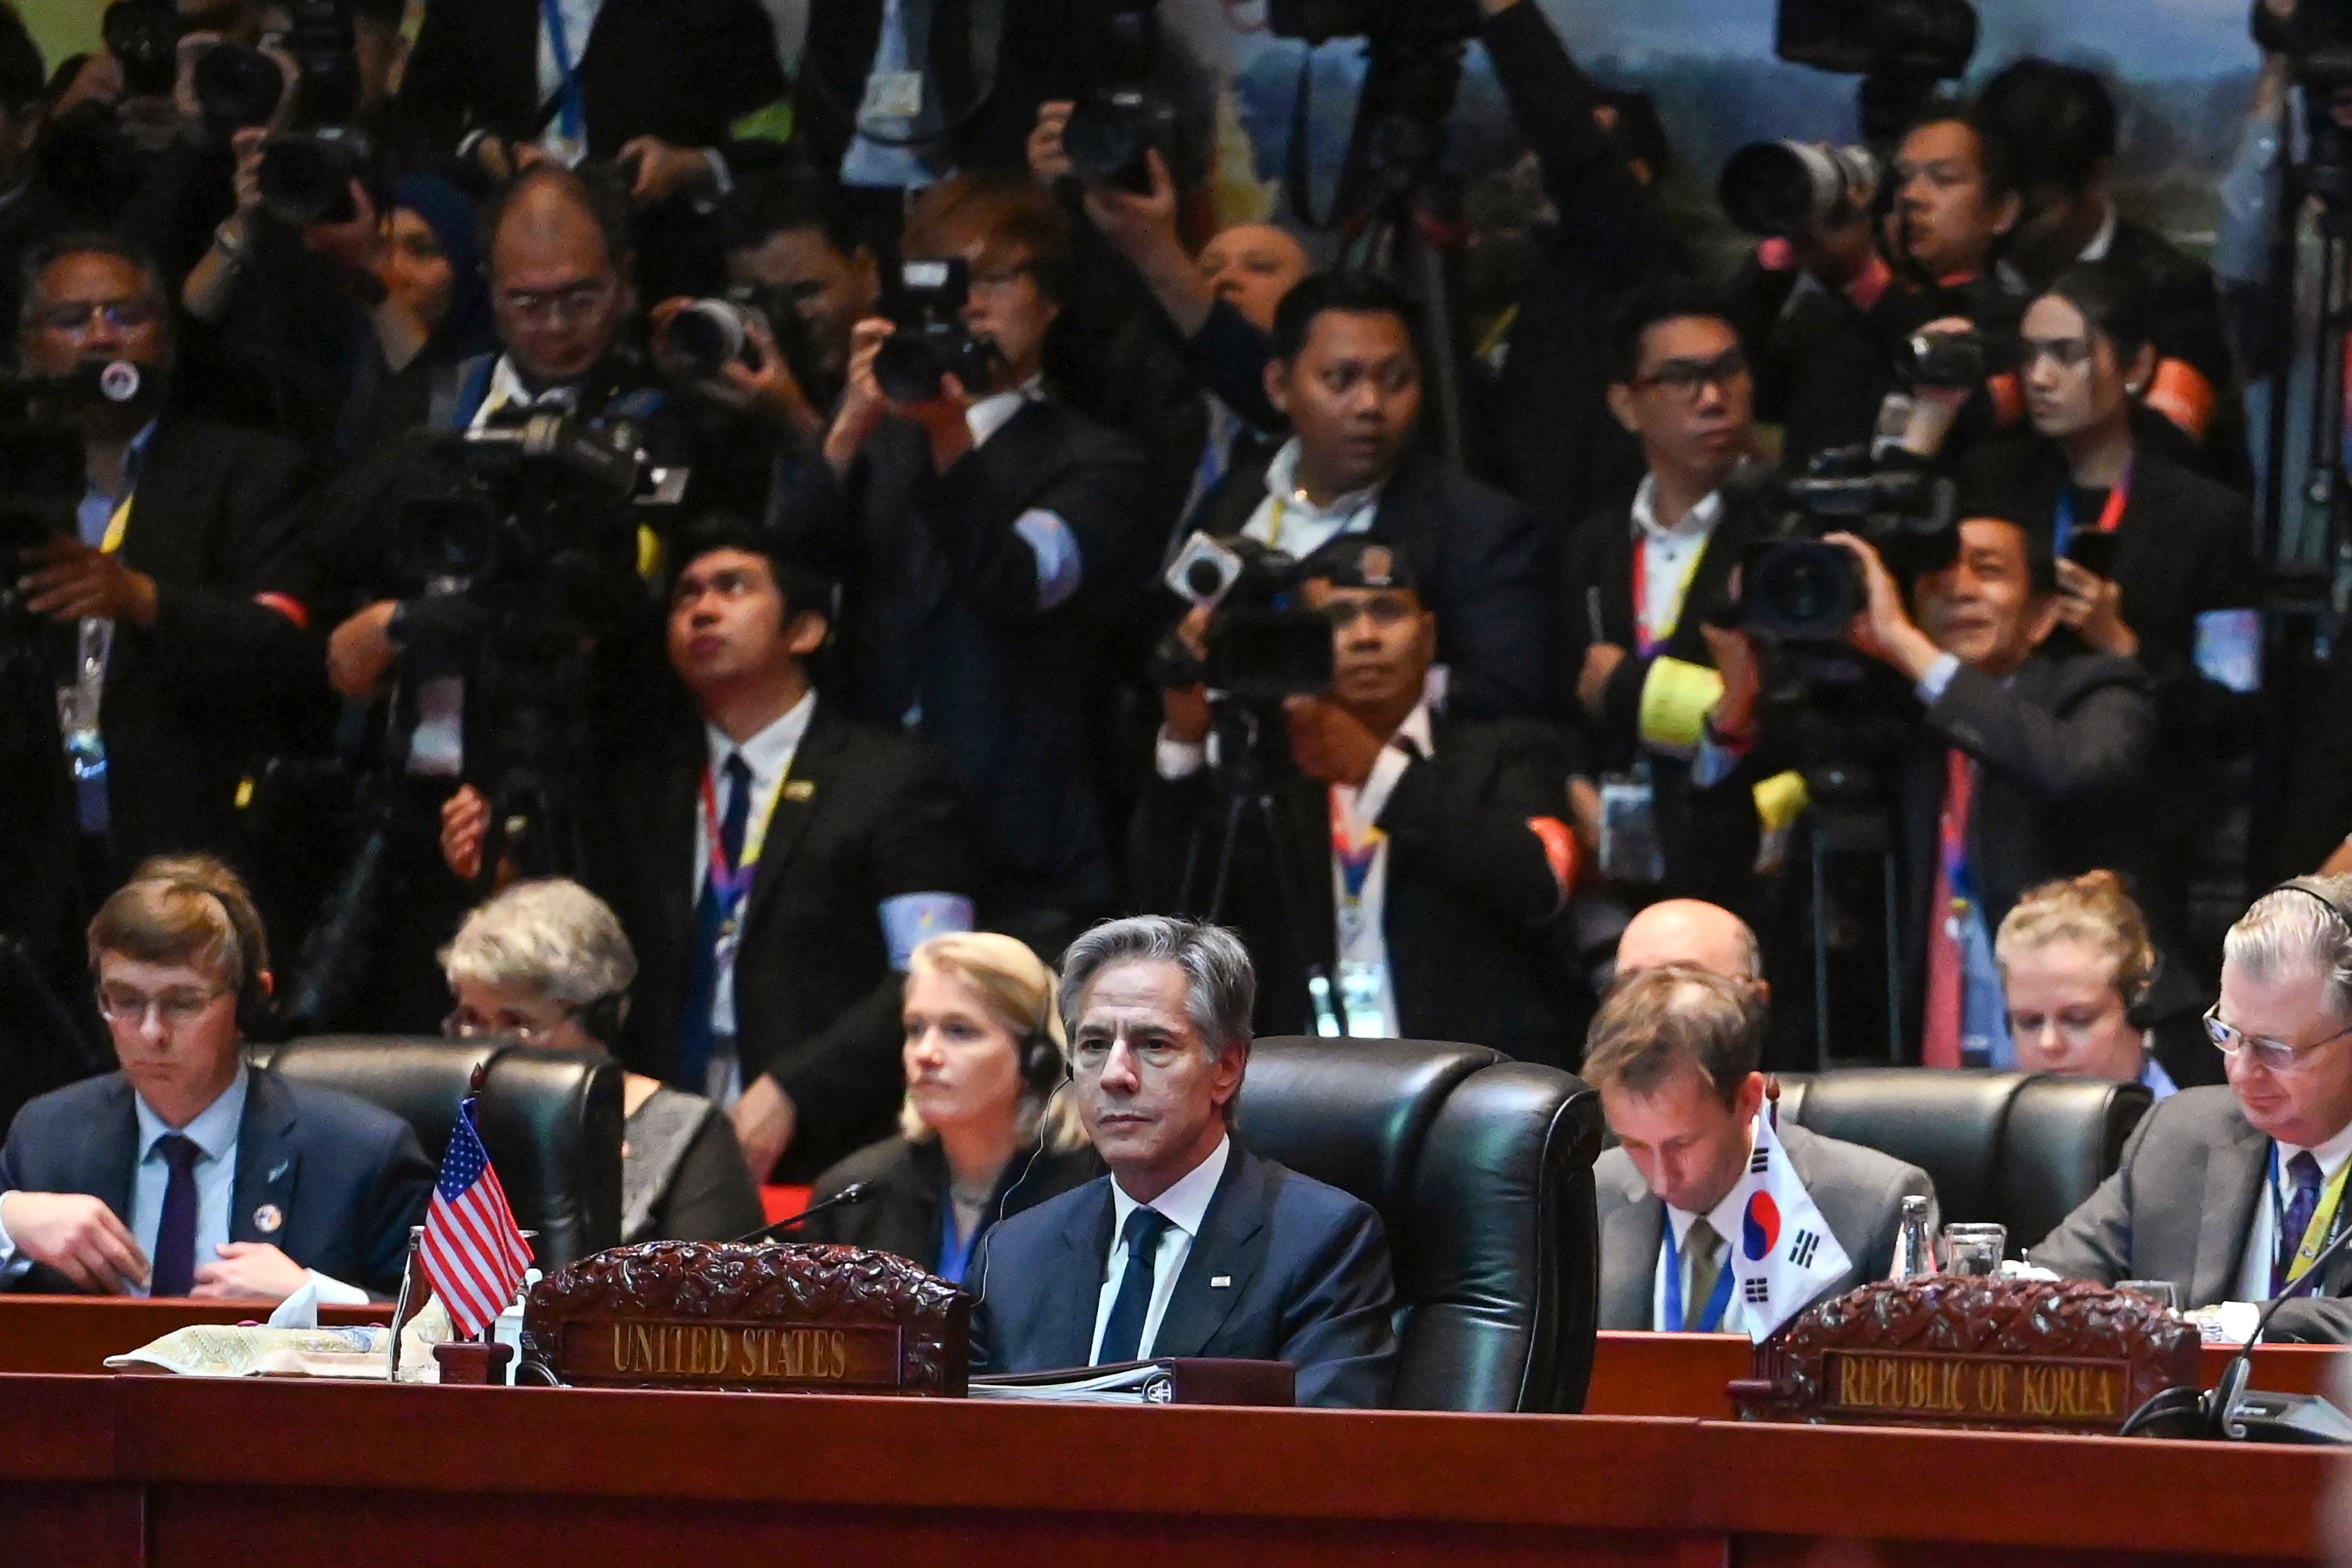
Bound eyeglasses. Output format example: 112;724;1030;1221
496;277;617;325
442;1006;575;1046
97;984;229;1030
1632;347;1749;401
2203;1004;2352;1072
2021;336;2097;374
37;298;160;334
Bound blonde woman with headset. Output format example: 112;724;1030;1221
796;932;1098;1283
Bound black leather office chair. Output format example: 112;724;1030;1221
1770;1069;2151;1249
1237;1037;1605;1414
255;1036;624;1271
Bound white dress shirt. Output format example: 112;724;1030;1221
1627;475;1722;650
2233;1117;2352;1303
1090;1135;1232;1363
696;690;818;1048
0;1068;363;1302
1649;1130;1754;1335
1242;439;1382;561
1325;701;1435;1040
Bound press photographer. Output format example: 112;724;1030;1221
2;233;319;943
1131;533;1580;1060
821;172;1161;933
1703;507;2157;1066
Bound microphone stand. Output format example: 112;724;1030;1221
726;1182;872;1245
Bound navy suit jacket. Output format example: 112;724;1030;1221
968;1146;1400;1408
0;1068;433;1297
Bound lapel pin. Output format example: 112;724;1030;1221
1210;1275;1232;1288
266;1160;290;1183
784;780;816;802
252;1204;284;1234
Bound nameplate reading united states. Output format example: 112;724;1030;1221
521;1241;969;1395
1731;1277;2198;1434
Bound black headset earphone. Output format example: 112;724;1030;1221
577;990;631;1051
130;875;273;1040
1017;1018;1065;1095
2273;876;2352;938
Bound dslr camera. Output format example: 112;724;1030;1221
1717;140;1878;239
872;258;1004;404
1158;532;1335;706
655;283;827;397
100;0;182;97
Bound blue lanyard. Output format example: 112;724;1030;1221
1662;1219;1733;1332
538;0;587;145
937;1202;981;1285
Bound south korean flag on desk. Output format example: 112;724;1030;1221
1727;1106;1852;1343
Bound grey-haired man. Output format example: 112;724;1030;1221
968;916;1399;1408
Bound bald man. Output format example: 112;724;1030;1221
1613;899;1765;996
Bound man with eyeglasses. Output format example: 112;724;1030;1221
0;857;430;1300
4;235;318;982
1557;278;1766;911
2032;878;2352;1341
1186;270;1553;723
441;514;977;1183
1132;535;1580;1059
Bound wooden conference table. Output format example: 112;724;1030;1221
0;1297;2340;1566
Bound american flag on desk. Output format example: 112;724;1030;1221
420;1098;533;1338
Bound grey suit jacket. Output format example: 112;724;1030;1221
1596;1119;1939;1330
2029;1085;2352;1343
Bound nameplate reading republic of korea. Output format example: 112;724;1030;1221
521;1240;970;1395
1731;1276;2199;1434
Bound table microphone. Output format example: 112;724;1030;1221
727;1183;871;1246
2201;1216;2352;1443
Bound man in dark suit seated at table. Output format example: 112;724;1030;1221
1588;966;1936;1332
0;859;431;1302
969;916;1398;1407
2032;877;2352;1341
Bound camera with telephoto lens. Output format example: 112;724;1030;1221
249;3;371;224
100;0;183;97
1264;0;1482;42
1740;447;1959;644
655;282;825;394
872;258;1003;404
190;43;285;137
1156;532;1336;706
1062;88;1178;194
1717;140;1879;239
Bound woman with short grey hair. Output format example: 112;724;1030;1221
442;880;764;1245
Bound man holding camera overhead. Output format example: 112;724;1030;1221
821;172;1161;942
1130;535;1580;1060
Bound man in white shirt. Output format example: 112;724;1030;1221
0;859;430;1300
969;916;1398;1408
2035;877;2352;1341
1588;965;1936;1333
1136;535;1579;1060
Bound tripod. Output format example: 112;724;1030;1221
1172;700;1348;1036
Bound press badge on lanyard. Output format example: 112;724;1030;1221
703;763;785;987
1596;543;1704;884
1328;791;1391;1038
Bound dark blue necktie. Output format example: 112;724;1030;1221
677;753;753;1092
150;1134;203;1298
2275;1150;2325;1297
1095;1207;1172;1365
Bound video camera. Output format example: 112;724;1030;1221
872;258;1003;404
1157;532;1336;706
1774;0;1977;140
1741;448;1959;643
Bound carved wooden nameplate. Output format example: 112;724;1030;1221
519;1241;969;1395
1730;1277;2199;1434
